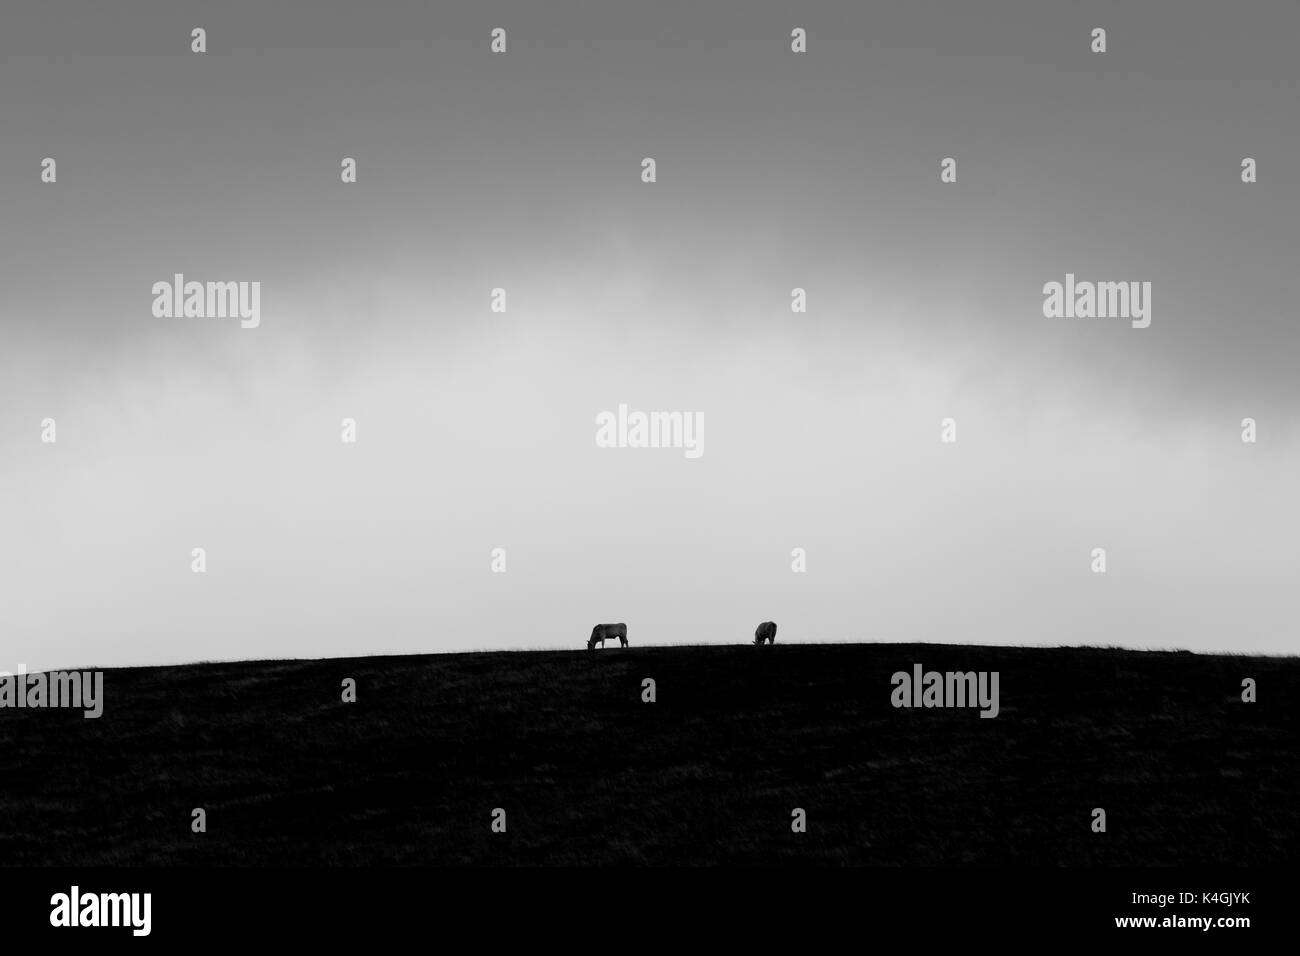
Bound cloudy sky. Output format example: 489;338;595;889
2;0;1297;671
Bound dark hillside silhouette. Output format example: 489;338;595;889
1;643;1294;866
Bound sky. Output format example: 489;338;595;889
2;0;1297;671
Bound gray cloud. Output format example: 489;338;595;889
2;0;1297;669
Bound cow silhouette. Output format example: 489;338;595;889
754;621;777;645
588;623;628;650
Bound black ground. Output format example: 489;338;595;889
1;643;1294;865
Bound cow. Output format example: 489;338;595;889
588;623;628;650
754;621;777;645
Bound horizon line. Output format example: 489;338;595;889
12;638;1298;675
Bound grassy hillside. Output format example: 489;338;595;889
1;643;1295;865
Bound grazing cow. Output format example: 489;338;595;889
588;623;628;650
754;621;777;645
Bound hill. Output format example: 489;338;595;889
1;643;1295;865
